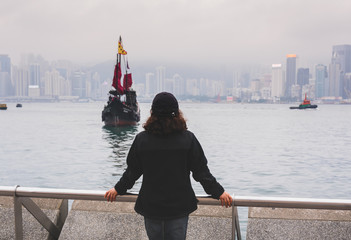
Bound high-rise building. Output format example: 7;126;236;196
0;55;11;75
0;55;12;97
315;64;328;98
297;68;309;86
285;54;297;98
29;64;40;85
271;64;285;99
12;66;29;96
173;74;184;96
156;66;166;93
71;71;87;97
329;45;351;98
344;73;351;99
145;72;155;96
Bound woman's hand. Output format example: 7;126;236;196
219;191;233;208
104;188;118;202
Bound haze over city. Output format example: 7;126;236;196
1;0;351;67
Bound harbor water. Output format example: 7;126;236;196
1;101;351;237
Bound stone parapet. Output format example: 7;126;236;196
246;207;351;240
59;200;232;240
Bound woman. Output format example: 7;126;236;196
105;92;232;240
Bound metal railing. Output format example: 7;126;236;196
1;185;351;240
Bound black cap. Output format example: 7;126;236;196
151;92;179;117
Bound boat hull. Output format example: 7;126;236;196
102;98;140;126
290;105;318;109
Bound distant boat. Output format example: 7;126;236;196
0;104;7;110
290;94;318;109
101;36;140;126
16;103;22;108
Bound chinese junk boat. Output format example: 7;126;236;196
102;37;140;126
290;94;318;109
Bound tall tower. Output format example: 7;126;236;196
29;64;41;86
0;55;12;97
297;68;309;86
329;45;351;98
271;64;285;99
285;54;297;98
315;64;328;98
145;72;155;96
156;66;166;93
13;66;29;96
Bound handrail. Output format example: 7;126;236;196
0;186;220;205
234;195;351;210
2;186;351;240
2;186;351;210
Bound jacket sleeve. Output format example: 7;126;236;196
189;134;224;199
114;135;143;195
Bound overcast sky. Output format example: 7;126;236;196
1;0;351;68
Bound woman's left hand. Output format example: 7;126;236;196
104;188;118;202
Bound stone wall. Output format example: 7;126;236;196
246;207;351;240
59;200;232;240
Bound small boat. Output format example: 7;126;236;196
101;36;140;126
0;104;7;110
290;94;318;109
16;103;22;108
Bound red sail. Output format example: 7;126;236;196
123;73;133;90
112;63;124;94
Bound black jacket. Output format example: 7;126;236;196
114;130;224;220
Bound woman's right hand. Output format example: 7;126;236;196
219;191;233;208
104;188;118;202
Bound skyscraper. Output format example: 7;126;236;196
297;68;309;86
145;72;155;96
156;66;166;93
315;64;328;98
329;45;351;98
29;63;40;86
0;55;12;97
12;66;29;96
285;54;297;98
271;64;285;99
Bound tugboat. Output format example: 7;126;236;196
0;104;7;110
102;36;140;126
290;94;318;109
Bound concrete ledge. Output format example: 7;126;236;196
59;200;232;240
0;196;68;240
246;207;351;240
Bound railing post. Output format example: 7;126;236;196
232;200;235;240
233;206;241;240
13;185;23;240
232;195;242;240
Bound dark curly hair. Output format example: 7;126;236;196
143;110;187;135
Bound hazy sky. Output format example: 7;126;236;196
1;0;351;67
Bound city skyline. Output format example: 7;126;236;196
1;0;351;67
1;43;351;103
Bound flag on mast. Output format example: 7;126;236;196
118;38;127;55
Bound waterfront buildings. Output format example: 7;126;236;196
2;44;351;102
